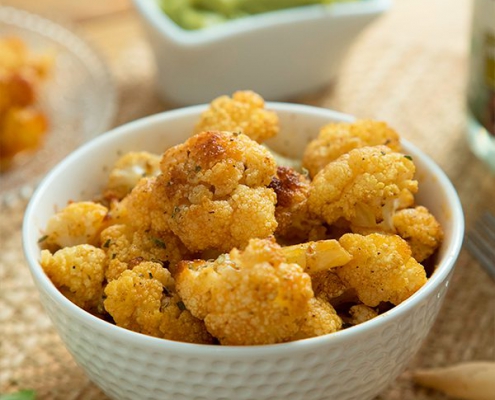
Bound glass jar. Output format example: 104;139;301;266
466;0;495;172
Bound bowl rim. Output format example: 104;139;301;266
23;102;464;356
131;0;392;46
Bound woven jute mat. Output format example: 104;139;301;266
1;0;494;399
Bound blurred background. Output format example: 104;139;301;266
1;0;494;399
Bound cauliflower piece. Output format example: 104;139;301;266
40;244;106;311
100;224;187;281
42;201;109;251
104;151;161;201
310;269;348;302
336;233;427;307
302;120;402;178
282;239;352;274
110;176;170;233
269;166;325;242
290;297;342;340
308;146;418;229
104;261;213;344
194;90;279;143
175;238;314;345
155;130;278;252
348;304;379;325
393;206;444;262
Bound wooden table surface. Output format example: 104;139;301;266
1;0;494;399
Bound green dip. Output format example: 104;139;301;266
159;0;354;30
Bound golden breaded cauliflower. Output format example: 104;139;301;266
308;146;418;229
42;201;109;251
290;297;342;340
104;261;213;344
194;90;279;143
302;120;402;178
155;130;278;252
100;224;188;281
104;151;161;201
393;206;444;262
336;233;427;307
269;166;325;242
40;244;106;311
175;238;314;345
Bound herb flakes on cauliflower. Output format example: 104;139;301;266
104;261;213;344
336;233;427;307
40;244;106;311
308;146;418;230
175;237;314;345
155;130;278;252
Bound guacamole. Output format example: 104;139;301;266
160;0;352;30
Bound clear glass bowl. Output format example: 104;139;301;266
0;6;117;206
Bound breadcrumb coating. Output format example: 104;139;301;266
104;261;213;344
40;244;106;311
269;166;324;242
336;233;427;307
100;224;187;281
290;297;342;340
194;90;279;143
308;146;418;229
175;238;314;345
43;201;109;251
393;206;444;262
104;151;161;201
302;120;401;178
155;130;278;252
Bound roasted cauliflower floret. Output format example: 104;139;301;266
40;244;106;311
269;166;324;242
155;130;278;252
348;304;379;325
175;238;314;345
110;177;170;233
336;233;427;307
302;120;402;178
308;146;418;229
42;201;109;251
393;206;444;262
104;151;161;201
290;297;342;340
194;90;279;143
310;269;348;303
100;224;187;281
104;261;213;344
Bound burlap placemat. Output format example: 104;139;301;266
1;0;494;398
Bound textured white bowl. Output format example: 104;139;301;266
23;104;464;400
131;0;391;105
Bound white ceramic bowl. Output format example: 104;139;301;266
23;103;464;400
131;0;391;105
